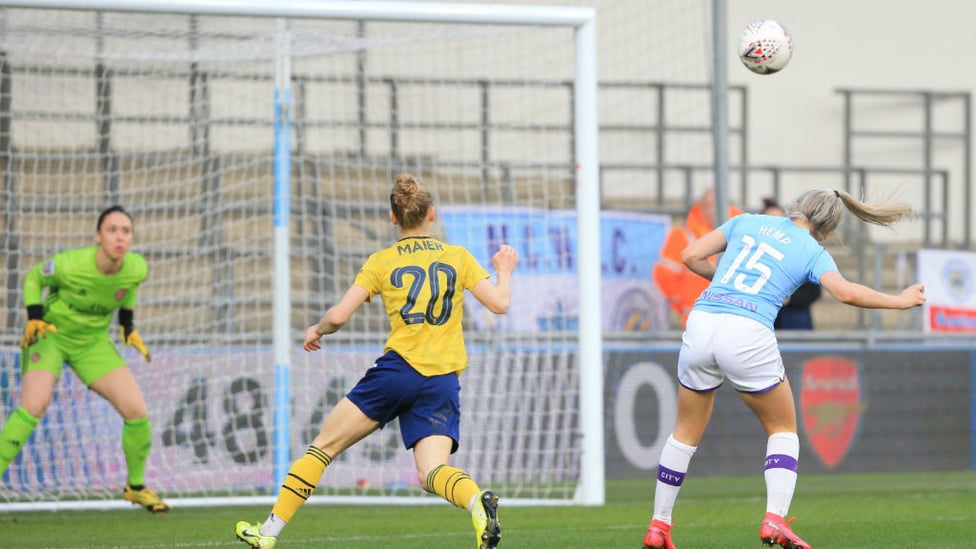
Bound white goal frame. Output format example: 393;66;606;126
0;0;604;508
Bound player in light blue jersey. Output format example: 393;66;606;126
641;189;926;549
692;209;837;330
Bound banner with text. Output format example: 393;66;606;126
1;345;580;498
917;248;976;332
603;345;972;477
439;206;671;332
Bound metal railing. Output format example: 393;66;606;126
2;57;966;338
838;88;971;248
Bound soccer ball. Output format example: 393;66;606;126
738;19;792;75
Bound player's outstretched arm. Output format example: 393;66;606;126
820;271;925;310
304;285;370;352
470;244;518;314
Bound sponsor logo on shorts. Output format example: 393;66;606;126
799;356;863;469
115;288;128;301
31;352;41;363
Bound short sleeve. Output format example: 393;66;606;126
809;248;839;284
459;248;491;290
717;215;741;241
353;253;382;297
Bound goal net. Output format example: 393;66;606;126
0;1;601;509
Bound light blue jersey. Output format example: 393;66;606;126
693;214;838;329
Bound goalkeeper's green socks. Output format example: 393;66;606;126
0;407;39;474
425;464;482;511
122;417;152;487
264;446;332;536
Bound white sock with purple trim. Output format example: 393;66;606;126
652;434;697;524
764;431;800;516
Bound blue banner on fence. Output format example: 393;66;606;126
439;206;671;332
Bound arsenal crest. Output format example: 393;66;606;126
799;356;863;469
115;288;128;302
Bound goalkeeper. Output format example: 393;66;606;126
0;205;170;513
236;174;517;549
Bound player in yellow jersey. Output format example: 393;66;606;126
0;206;169;513
236;174;517;549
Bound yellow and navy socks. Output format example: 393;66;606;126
425;464;482;511
265;445;332;535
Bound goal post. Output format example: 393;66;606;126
0;0;603;509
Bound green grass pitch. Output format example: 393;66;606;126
3;471;974;548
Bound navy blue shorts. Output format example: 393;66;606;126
346;350;461;453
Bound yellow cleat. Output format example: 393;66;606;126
123;484;171;514
471;490;501;549
235;521;277;548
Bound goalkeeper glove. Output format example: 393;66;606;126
21;320;58;348
121;326;151;363
21;304;57;348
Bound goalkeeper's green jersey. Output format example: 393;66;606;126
23;246;148;337
354;236;489;377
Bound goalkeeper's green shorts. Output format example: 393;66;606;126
21;331;125;386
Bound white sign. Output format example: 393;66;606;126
917;248;976;332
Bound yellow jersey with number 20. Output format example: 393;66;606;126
354;236;490;377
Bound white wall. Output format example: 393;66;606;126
727;1;971;243
450;0;972;242
728;0;974;165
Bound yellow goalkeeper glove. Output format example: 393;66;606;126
21;319;58;348
121;326;151;363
